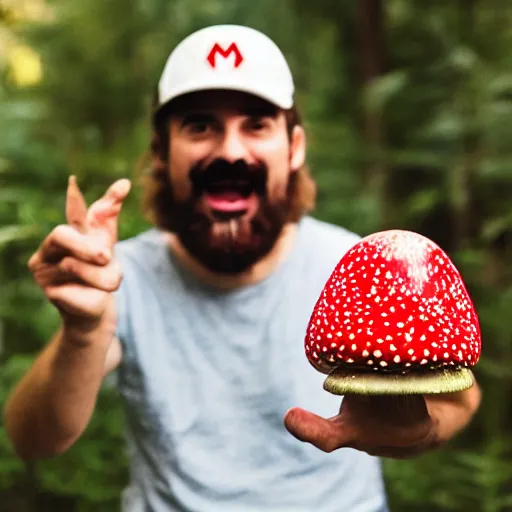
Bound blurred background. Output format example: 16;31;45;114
1;0;512;510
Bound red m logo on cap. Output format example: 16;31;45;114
207;43;243;68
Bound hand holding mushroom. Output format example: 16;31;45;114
284;230;482;458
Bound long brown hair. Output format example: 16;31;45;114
137;92;316;232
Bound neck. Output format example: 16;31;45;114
165;222;298;290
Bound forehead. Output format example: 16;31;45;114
167;90;281;117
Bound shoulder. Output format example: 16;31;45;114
298;216;360;261
114;228;171;275
295;215;361;283
300;216;360;246
115;228;164;261
112;229;171;349
113;228;172;304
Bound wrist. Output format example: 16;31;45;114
61;316;115;349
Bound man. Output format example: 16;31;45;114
4;25;481;512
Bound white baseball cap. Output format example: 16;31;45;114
156;25;295;112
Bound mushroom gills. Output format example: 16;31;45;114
324;367;474;395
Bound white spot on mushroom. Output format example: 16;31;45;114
394;355;401;363
373;350;382;358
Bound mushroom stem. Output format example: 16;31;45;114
324;367;474;396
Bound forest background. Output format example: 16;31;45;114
1;1;512;511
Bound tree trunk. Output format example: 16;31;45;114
451;0;477;251
355;0;390;228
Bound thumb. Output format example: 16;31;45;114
283;407;354;453
86;178;131;245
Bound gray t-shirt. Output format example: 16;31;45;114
114;216;388;512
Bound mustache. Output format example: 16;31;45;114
189;159;267;197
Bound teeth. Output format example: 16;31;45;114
230;220;238;239
207;180;252;194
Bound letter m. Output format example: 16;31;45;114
207;43;243;68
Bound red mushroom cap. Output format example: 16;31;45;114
305;230;481;375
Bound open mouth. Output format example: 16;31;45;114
190;160;267;219
203;179;256;215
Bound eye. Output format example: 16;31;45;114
181;114;215;135
247;116;269;131
187;121;210;134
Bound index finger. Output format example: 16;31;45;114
86;179;131;231
37;225;111;265
66;176;88;233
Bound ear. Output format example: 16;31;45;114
149;130;170;179
289;124;306;173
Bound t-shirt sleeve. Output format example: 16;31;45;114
102;243;130;389
113;241;131;344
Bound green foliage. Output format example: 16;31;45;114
36;388;128;512
2;0;512;510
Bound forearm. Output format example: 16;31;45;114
3;323;113;460
389;380;482;459
425;378;482;445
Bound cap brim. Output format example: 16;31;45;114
157;77;293;112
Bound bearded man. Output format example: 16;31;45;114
4;25;481;512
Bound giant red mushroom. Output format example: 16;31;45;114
305;230;481;395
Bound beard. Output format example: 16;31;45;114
167;159;294;275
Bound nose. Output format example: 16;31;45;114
214;125;250;163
